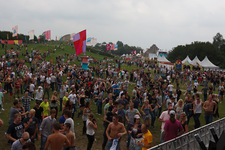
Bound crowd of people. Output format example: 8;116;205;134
0;43;224;150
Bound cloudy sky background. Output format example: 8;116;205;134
1;0;225;51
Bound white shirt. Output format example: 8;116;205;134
86;119;95;135
29;84;35;92
46;77;51;84
68;94;76;104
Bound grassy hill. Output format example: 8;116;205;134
0;42;225;149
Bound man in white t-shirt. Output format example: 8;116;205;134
29;82;35;98
158;103;172;143
167;82;174;95
68;90;76;119
35;86;43;103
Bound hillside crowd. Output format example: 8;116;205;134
0;45;224;150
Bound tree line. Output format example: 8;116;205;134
167;33;225;68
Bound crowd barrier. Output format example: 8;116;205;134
148;117;225;150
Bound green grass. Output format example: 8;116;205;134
0;42;225;149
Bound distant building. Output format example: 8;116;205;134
144;44;159;59
158;51;168;58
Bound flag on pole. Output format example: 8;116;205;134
73;30;86;56
25;36;27;41
106;44;111;50
114;44;118;50
28;30;34;40
12;25;18;37
134;51;136;55
131;51;133;56
55;36;57;41
110;44;115;50
45;30;51;40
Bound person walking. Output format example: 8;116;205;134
86;113;97;150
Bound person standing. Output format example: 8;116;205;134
163;110;184;141
35;86;43;103
106;115;127;150
203;95;217;124
86;113;97;150
68;90;76;119
137;124;152;150
82;102;91;135
11;132;31;150
40;98;49;118
193;94;203;129
63;123;76;150
6;113;24;145
23;109;38;143
158;103;172;143
50;91;59;118
38;109;56;150
44;123;70;150
20;92;32;112
9;100;20;124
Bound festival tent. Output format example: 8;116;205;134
182;56;192;64
157;55;174;69
191;56;201;66
200;56;219;69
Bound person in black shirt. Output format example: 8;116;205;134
149;93;159;128
23;109;38;143
33;101;43;127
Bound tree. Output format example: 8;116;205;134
213;33;225;49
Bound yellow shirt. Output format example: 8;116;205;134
62;96;68;108
40;101;49;117
142;130;153;150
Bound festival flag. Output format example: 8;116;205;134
73;30;86;56
114;44;118;50
131;51;133;55
45;30;51;40
55;36;57;41
25;36;27;41
28;30;34;40
106;44;111;50
134;51;136;55
12;25;18;37
111;44;115;50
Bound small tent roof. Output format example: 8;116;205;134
200;56;219;68
182;56;192;64
157;55;170;63
191;56;201;66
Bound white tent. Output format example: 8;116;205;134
200;56;219;69
182;56;192;64
191;56;201;66
157;55;174;69
157;55;170;63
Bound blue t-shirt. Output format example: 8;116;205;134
59;115;66;125
112;85;120;94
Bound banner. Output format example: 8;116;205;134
110;44;115;50
73;30;86;56
28;30;34;40
114;44;118;50
45;30;51;40
87;37;97;45
12;25;18;37
106;44;111;50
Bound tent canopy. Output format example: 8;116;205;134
191;56;201;66
200;56;219;68
157;55;170;63
182;56;192;64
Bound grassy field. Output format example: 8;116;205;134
0;42;225;150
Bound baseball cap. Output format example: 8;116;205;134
38;86;42;89
169;110;175;115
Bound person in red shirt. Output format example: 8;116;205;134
14;77;21;98
163;110;184;141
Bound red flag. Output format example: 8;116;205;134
73;30;86;56
106;44;110;50
131;51;133;56
134;51;136;55
45;30;51;40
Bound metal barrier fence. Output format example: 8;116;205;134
148;117;225;150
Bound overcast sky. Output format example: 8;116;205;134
1;0;225;51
